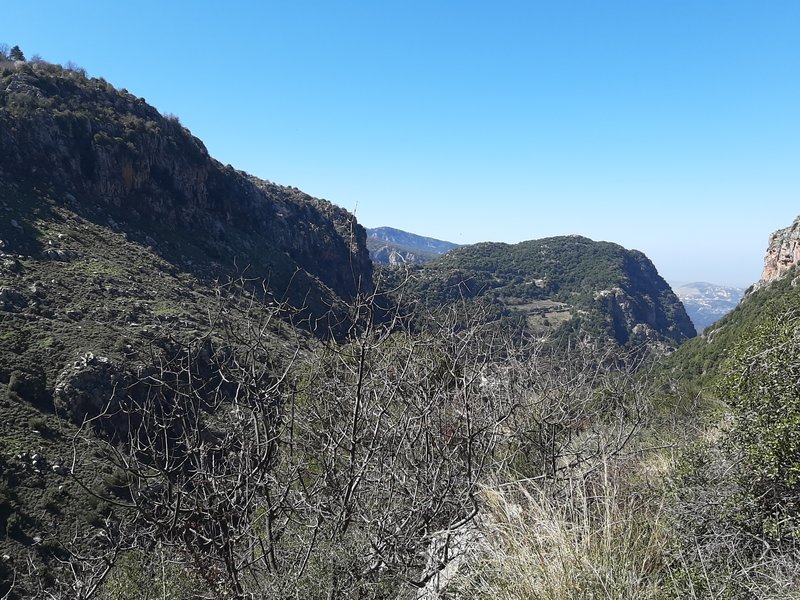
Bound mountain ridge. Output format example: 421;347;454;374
366;226;459;265
671;281;745;334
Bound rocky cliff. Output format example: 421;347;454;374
756;215;800;289
0;60;372;315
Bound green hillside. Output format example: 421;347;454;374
667;268;800;387
403;235;696;347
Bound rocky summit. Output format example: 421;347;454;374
756;214;800;289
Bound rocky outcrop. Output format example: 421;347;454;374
370;244;422;265
756;215;800;290
53;353;135;433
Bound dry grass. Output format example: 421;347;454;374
453;463;669;599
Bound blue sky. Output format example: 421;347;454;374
4;1;799;286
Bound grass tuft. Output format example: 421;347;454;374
456;463;669;599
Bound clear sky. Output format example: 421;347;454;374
4;1;799;287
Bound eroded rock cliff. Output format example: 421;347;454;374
756;215;800;290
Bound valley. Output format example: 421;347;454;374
0;54;798;599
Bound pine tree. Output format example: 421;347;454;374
9;45;25;61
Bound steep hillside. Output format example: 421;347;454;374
366;226;458;264
402;235;695;348
0;59;375;597
0;60;372;320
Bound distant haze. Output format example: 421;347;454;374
671;282;746;333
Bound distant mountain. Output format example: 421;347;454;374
672;282;745;333
366;227;459;264
404;235;696;348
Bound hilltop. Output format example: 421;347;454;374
399;235;695;348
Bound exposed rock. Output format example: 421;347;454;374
371;245;421;265
0;286;26;310
756;215;800;290
51;464;69;476
42;248;78;261
1;257;22;273
53;353;135;433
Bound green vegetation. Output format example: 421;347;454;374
667;267;800;386
9;46;25;62
720;308;800;540
400;236;695;347
455;466;669;599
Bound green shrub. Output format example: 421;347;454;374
8;367;48;406
97;550;203;600
719;308;800;540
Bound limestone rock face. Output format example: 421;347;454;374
756;215;800;290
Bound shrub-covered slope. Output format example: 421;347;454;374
402;235;696;347
668;265;800;386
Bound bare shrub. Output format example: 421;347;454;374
58;276;661;598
